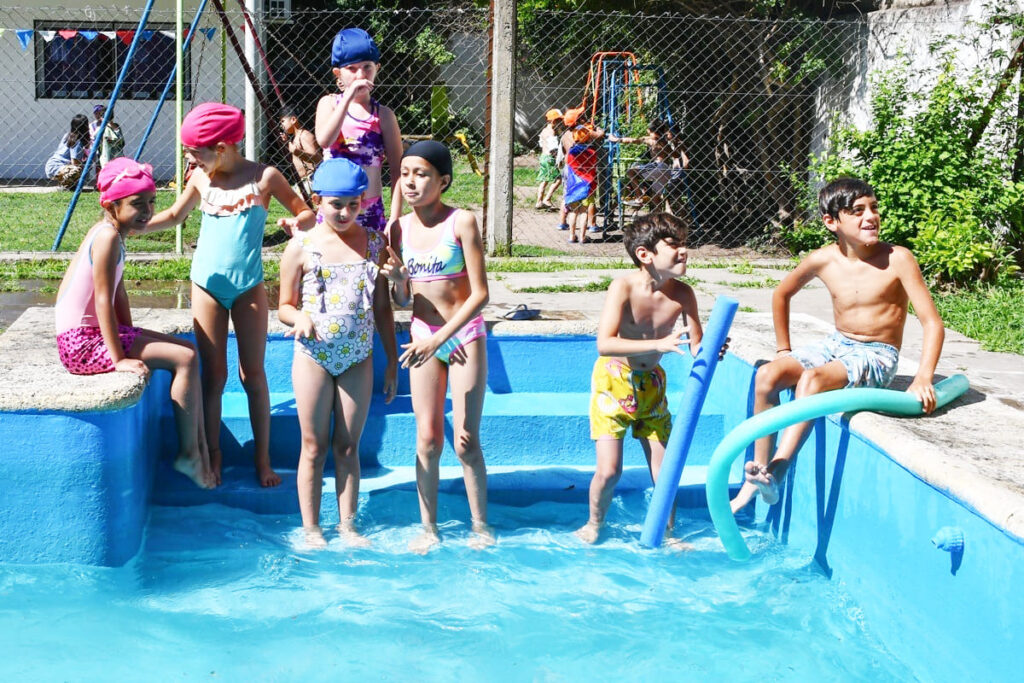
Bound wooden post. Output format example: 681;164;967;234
486;0;516;255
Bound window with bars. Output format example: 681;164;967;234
34;21;191;100
265;0;292;22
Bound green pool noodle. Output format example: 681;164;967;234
706;374;970;561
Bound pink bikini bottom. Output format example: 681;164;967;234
409;315;486;364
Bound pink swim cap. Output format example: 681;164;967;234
98;157;156;205
181;102;245;148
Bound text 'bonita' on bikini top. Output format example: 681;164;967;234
400;208;467;282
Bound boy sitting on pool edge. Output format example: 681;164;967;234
730;177;945;512
577;213;724;544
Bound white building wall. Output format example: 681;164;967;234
0;2;249;182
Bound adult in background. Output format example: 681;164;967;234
45;114;91;189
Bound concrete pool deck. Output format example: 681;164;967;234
1;255;1022;547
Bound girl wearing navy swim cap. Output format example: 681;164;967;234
382;141;494;553
315;27;404;235
278;158;399;549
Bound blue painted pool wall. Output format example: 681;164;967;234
760;414;1024;682
208;334;747;471
0;371;169;565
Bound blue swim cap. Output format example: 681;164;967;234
331;28;380;68
312;158;369;197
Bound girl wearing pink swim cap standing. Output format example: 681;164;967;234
315;27;405;233
55;157;216;490
144;102;316;488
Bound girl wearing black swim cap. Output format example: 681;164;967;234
381;141;494;552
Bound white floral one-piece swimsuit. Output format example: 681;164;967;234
294;228;384;376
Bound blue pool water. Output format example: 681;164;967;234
0;490;916;680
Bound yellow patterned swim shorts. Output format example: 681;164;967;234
589;356;672;442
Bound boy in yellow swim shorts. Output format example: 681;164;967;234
577;213;710;544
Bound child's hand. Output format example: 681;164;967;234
400;336;441;369
908;376;937;414
655;329;690;354
285;312;320;342
382;359;398;404
115;358;149;377
380;245;408;284
348;79;374;98
277;216;301;237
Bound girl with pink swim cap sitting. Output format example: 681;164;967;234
54;157;216;489
315;27;405;233
143;102;316;488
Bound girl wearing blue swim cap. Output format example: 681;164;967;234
381;141;494;553
315;27;404;235
277;158;399;549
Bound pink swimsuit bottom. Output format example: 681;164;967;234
409;315;486;364
56;324;142;375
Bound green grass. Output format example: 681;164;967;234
727;261;755;275
514;276;613;293
489;258;632;273
933;283;1024;355
739;305;758;313
715;277;781;289
0;161;485;254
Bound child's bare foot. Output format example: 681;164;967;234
575;521;601;544
174;453;215;489
303;526;328;549
256;460;281;488
338;520;372;548
468;521;496;549
744;461;779;505
730;481;759;513
409;525;440;555
209;448;222;486
665;536;695;551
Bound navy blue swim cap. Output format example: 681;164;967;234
331;28;380;68
312;158;369;197
402;140;454;190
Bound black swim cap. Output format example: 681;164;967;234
402;140;453;189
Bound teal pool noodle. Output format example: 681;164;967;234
706;373;970;561
640;295;738;548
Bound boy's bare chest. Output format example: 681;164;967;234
821;262;905;308
621;292;682;337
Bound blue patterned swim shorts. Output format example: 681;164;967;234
790;331;899;389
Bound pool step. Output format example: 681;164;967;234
152;463;741;515
170;390;727;469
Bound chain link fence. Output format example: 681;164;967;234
0;5;1008;254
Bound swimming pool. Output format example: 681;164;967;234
1;492;919;680
0;311;1021;680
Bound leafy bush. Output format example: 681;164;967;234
804;54;1024;285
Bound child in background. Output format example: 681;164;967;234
535;108;563;210
577;213;723;544
55;158;215;489
88;104;106;190
278;158;398;548
279;106;321;198
731;178;944;512
608;118;679;206
100;110;126;168
315;27;404;232
381;141;493;553
144;102;316;488
558;106;605;242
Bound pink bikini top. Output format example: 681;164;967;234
324;95;386;168
55;222;125;335
400;209;467;282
